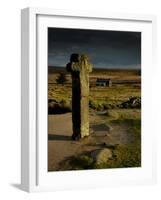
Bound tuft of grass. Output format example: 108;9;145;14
95;144;141;169
111;118;141;141
96;119;141;169
89;99;117;111
106;109;119;119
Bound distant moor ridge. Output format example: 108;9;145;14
48;66;141;85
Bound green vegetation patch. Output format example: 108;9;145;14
68;118;141;170
70;155;94;170
70;143;141;170
95;144;141;169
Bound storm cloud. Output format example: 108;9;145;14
48;28;141;69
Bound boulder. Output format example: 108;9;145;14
121;97;141;108
48;99;71;114
91;148;112;165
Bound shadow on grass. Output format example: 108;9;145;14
48;134;71;141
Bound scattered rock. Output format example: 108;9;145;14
91;148;112;165
48;99;72;114
121;97;141;108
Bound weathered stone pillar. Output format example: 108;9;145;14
66;54;93;140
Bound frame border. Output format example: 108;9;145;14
21;7;157;192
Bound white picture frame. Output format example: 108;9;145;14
21;7;157;192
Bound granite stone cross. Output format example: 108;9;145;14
66;54;93;140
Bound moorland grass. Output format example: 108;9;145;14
68;116;141;170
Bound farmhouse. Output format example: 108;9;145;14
96;78;112;87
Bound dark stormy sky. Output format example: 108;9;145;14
48;28;141;69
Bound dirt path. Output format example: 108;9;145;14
48;112;135;171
